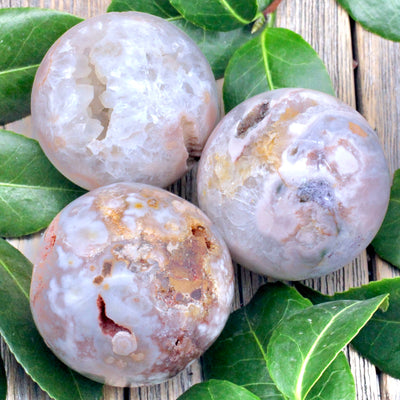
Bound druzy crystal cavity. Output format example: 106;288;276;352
197;88;391;280
31;12;219;189
30;182;234;386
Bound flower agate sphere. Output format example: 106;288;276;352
30;183;234;386
31;12;219;190
197;88;391;281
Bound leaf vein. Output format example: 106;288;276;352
244;308;269;368
0;193;23;220
295;304;359;400
6;15;49;68
218;0;251;24
7;153;42;184
0;182;82;193
0;64;40;77
0;143;23;169
261;30;274;90
69;370;84;399
0;255;29;300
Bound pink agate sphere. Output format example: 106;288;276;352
197;88;390;281
30;182;234;386
31;12;219;190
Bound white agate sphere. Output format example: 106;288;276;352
197;88;391;281
31;12;219;190
30;182;234;386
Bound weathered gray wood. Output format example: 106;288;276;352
275;1;384;399
353;22;400;400
380;374;400;400
353;25;400;174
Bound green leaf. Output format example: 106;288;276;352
336;0;400;42
178;379;261;400
203;283;355;400
223;27;334;112
169;0;258;31
0;8;83;125
296;279;400;379
172;19;258;79
107;0;179;17
306;352;354;400
267;295;388;400
372;169;400;268
204;282;354;400
0;129;86;237
0;238;103;399
0;355;6;400
203;283;311;399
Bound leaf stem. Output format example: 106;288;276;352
263;0;284;17
267;12;277;28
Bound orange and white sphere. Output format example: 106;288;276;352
30;183;234;386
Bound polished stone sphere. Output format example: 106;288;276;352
30;182;233;386
197;88;390;280
31;12;219;190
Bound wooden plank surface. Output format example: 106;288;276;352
1;0;400;399
354;22;400;400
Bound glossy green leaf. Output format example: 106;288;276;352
336;0;400;42
223;27;334;112
372;169;400;268
306;352;354;400
178;380;261;400
0;356;6;400
0;129;85;237
0;8;83;124
107;0;179;17
296;279;400;379
203;283;311;399
172;19;257;79
203;283;355;400
106;0;258;79
0;238;103;399
169;0;258;31
267;295;388;400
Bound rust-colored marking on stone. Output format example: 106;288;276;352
349;122;368;137
191;225;213;250
93;275;104;285
97;295;131;337
147;198;159;209
102;260;113;277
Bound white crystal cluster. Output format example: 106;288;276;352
31;12;219;189
30;183;234;386
197;88;391;280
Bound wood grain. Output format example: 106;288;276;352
1;0;400;399
353;22;400;399
276;2;383;399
